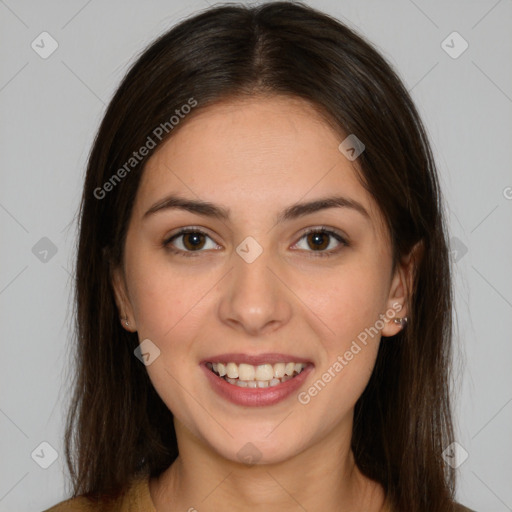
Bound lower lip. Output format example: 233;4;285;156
201;363;313;407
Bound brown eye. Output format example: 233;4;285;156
306;231;330;251
163;228;219;257
181;232;207;251
293;228;348;258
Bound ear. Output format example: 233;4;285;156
381;241;423;337
111;264;137;332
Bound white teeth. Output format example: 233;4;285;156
226;362;238;378
217;362;227;377
255;364;274;380
238;363;255;381
285;362;295;376
273;363;286;378
209;361;307;387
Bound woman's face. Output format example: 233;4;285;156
112;95;410;464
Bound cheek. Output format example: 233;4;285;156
299;258;388;406
129;276;175;336
126;262;204;417
125;249;197;340
311;262;388;344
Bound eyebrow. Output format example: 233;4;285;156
143;193;370;223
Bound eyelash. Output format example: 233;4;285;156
162;226;349;259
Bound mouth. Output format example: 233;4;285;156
206;361;307;388
201;354;314;407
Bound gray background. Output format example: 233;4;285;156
0;0;511;510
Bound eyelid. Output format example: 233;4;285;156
291;226;349;257
297;225;348;244
162;226;219;257
163;226;214;245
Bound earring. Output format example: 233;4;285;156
393;317;408;328
121;317;129;327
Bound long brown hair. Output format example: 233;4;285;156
66;2;456;510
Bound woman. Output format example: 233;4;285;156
45;2;475;511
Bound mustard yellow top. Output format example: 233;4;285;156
43;475;476;511
43;476;156;512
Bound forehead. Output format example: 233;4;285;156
135;95;386;235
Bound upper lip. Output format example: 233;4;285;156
201;352;312;366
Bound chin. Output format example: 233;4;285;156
199;422;310;466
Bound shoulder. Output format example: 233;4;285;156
384;501;477;512
453;504;477;512
42;495;97;512
42;475;154;512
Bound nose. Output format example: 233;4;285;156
217;247;292;337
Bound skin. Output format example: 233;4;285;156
112;95;416;512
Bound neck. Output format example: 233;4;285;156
150;418;387;512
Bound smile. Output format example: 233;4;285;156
202;356;313;406
206;361;307;388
